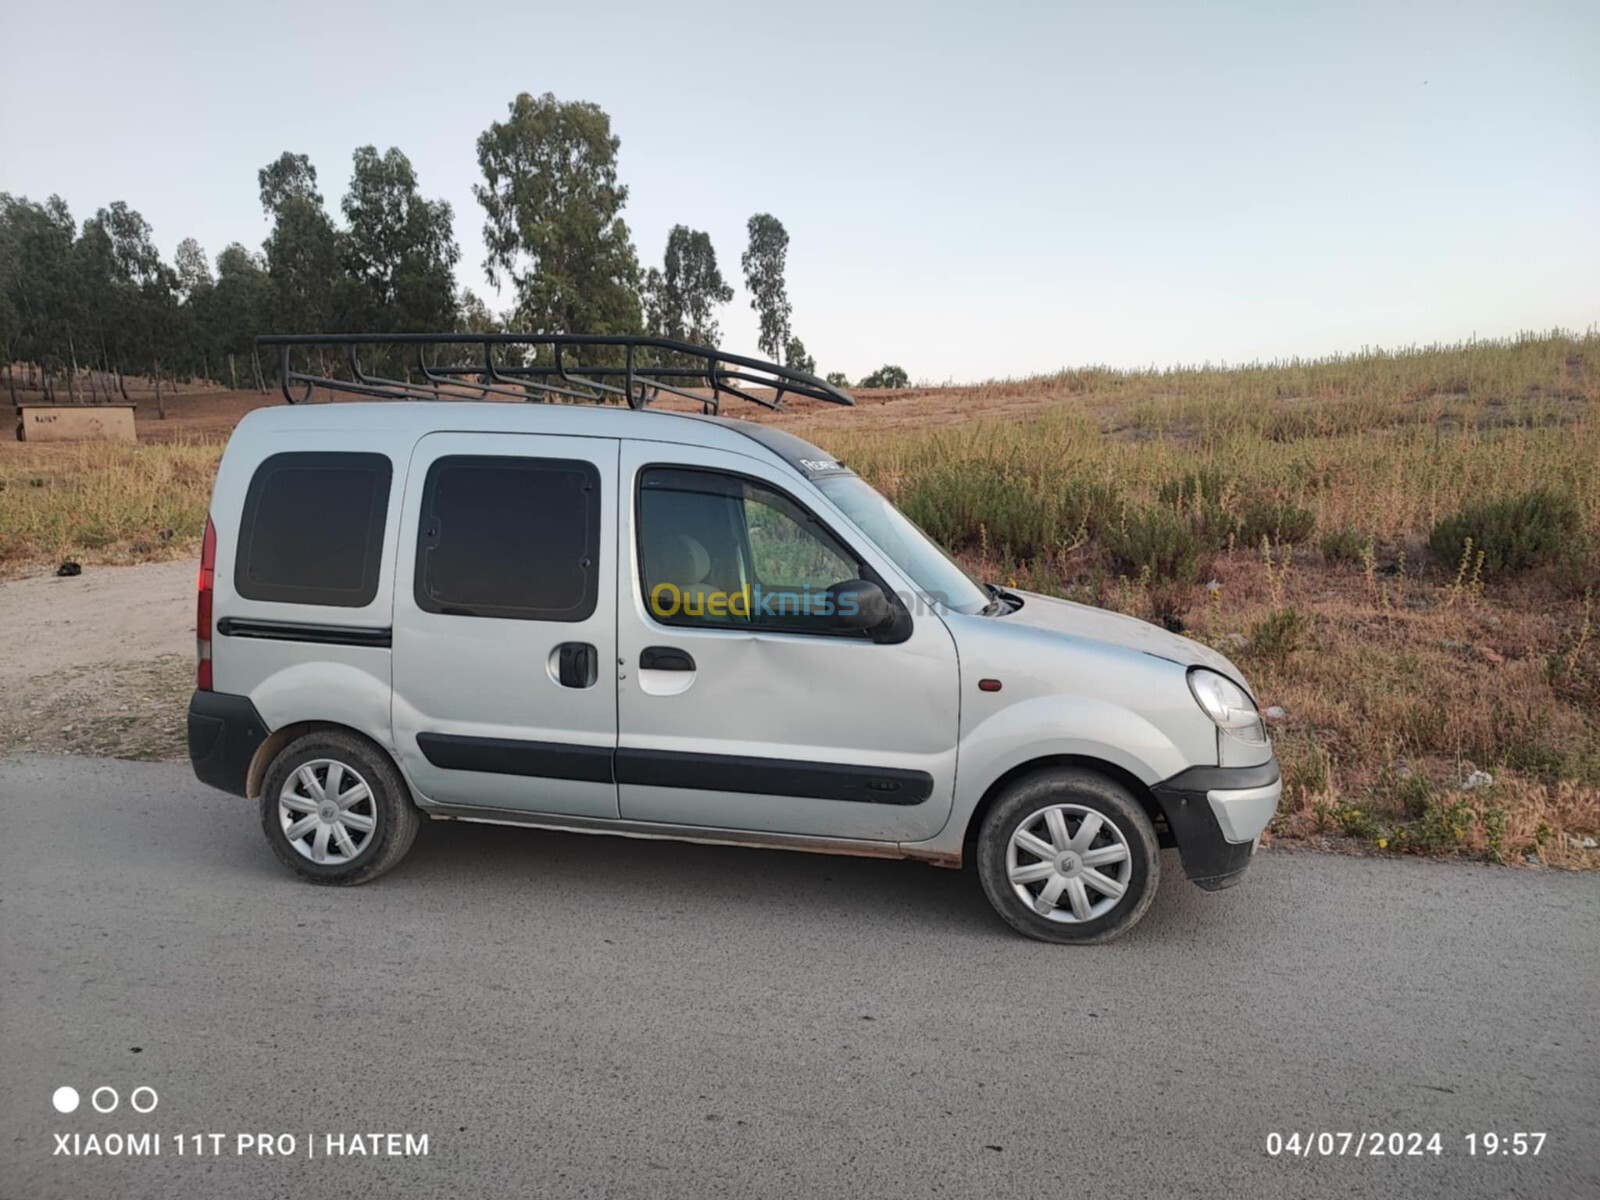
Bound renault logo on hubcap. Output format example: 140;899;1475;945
318;801;338;823
1055;852;1081;876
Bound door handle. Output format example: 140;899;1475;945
555;642;597;688
640;646;695;672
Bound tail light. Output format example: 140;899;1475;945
196;517;216;692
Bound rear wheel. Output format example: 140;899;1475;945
259;731;420;885
976;769;1160;944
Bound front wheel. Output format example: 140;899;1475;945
975;769;1160;944
259;731;420;885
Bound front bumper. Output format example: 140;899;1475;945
1150;760;1280;891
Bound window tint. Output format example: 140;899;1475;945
745;495;855;587
638;467;864;633
235;451;391;607
416;455;601;622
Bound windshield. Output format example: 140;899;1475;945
815;475;991;615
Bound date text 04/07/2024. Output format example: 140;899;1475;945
1266;1132;1548;1158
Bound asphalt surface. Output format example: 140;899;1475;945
1;755;1596;1200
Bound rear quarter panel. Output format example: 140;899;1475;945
208;418;416;751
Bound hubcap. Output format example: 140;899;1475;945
1005;804;1133;923
278;759;378;865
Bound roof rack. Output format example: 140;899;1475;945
255;332;853;414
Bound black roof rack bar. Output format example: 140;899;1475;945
256;332;854;412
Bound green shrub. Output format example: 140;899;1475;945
1332;802;1382;840
1238;498;1316;546
1411;795;1475;853
898;460;1116;562
1320;526;1367;563
1374;763;1433;819
1427;488;1583;576
1250;606;1312;665
1101;507;1215;594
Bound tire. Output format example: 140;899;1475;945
259;730;420;885
975;768;1160;944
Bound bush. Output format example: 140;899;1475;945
1428;488;1583;576
1374;763;1433;819
1237;498;1316;546
1101;507;1215;599
898;461;1117;563
1250;606;1312;665
1320;526;1367;563
1411;795;1476;853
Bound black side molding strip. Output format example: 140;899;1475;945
412;735;933;806
615;748;933;806
216;617;392;648
416;733;615;784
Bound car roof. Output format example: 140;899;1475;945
229;401;853;479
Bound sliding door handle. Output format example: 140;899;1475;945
555;642;597;688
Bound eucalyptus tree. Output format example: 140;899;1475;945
741;213;792;362
475;92;642;353
341;146;459;334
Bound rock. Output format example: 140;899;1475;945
56;561;82;577
1263;705;1287;724
1584;838;1598;850
1462;770;1494;791
1525;854;1541;866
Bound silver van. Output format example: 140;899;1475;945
187;333;1279;943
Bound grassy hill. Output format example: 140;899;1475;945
3;330;1596;862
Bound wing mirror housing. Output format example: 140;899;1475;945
827;579;911;644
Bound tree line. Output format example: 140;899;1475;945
1;91;909;407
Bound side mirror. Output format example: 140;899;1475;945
827;580;911;643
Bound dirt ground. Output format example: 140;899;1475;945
0;560;193;759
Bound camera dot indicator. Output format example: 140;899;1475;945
52;1086;80;1114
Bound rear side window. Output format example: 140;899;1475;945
235;451;392;607
415;455;601;622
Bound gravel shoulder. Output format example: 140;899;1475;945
0;560;193;758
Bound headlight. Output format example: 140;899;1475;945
1188;668;1266;744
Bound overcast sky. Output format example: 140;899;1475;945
1;0;1595;381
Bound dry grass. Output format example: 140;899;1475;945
2;330;1595;864
0;439;219;574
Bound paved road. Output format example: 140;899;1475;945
1;755;1596;1200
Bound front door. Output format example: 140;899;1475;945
391;432;619;818
615;441;960;843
